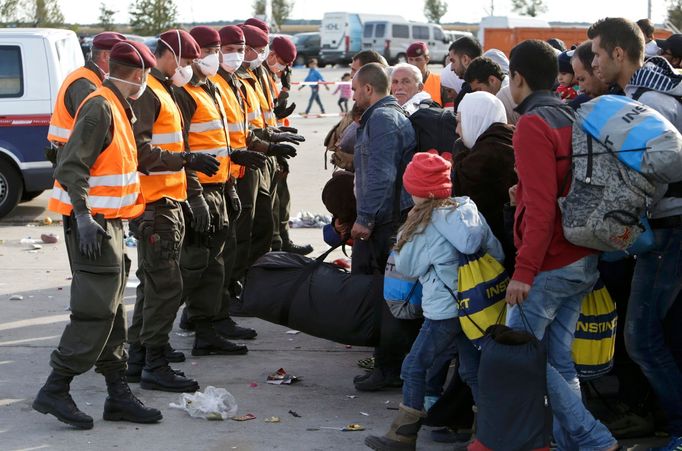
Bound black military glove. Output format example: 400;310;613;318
75;212;111;258
267;143;297;159
182;151;220;177
188;195;211;233
276;126;298;134
230;150;267;170
226;185;242;218
281;66;292;91
274;101;296;120
269;131;305;145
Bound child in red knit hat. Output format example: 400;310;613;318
365;151;504;450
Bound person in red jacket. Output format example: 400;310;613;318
504;40;619;451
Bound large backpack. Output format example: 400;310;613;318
558;124;656;251
408;101;458;154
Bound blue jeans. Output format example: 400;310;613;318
506;255;616;451
626;227;682;436
401;318;479;410
305;88;325;114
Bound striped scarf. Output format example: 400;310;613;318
628;56;682;94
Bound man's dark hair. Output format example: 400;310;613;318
154;41;169;58
509;40;558;91
448;36;482;59
546;38;566;52
91;47;106;62
463;57;504;84
355;62;389;94
352;50;387;67
572;40;597;75
636;18;655;39
587;17;644;64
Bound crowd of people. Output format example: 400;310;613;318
31;12;682;451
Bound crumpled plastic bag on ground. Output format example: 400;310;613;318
289;211;332;229
169;386;238;420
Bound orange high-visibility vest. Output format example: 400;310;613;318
423;72;442;106
238;75;265;129
48;66;103;143
49;86;145;219
212;74;247;179
248;68;277;127
266;70;290;128
139;76;187;203
183;83;231;185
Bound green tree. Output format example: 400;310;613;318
16;0;64;26
511;0;547;17
423;0;448;24
669;0;682;30
0;0;21;23
129;0;178;36
98;2;116;30
252;0;294;29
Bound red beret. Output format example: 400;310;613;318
240;24;269;48
219;25;245;46
190;26;221;49
158;29;201;60
92;32;126;51
245;17;270;34
271;36;296;65
110;41;156;69
407;41;429;58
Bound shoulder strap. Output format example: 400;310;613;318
632;85;682;106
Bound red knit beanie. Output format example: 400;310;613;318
403;151;452;199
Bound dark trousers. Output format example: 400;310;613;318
51;215;127;376
271;169;292;250
180;186;228;322
305;88;325;114
128;199;185;348
218;187;241;320
351;217;420;372
338;97;349;113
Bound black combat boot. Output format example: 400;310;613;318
213;317;257;340
354;368;403;392
140;347;199;393
102;372;163;423
126;342;146;383
192;320;249;356
163;343;186;363
282;241;314;256
33;371;94;430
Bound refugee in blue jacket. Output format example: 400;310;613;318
299;57;328;114
365;151;503;451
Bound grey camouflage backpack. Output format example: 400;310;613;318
558;127;657;251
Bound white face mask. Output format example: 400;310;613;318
246;46;268;69
221;51;244;73
198;52;220;77
172;65;193;87
268;60;286;73
108;75;147;100
159;30;194;87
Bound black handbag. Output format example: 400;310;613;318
241;244;384;346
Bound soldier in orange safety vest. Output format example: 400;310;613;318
47;32;127;162
34;41;198;430
406;41;446;107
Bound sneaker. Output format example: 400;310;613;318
605;410;655;439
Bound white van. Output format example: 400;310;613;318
319;12;405;65
0;28;83;218
362;20;452;65
477;16;550;47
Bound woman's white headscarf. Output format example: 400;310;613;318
457;91;507;149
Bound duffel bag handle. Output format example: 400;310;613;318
315;241;346;263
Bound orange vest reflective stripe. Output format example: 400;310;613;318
266;71;290;128
183;83;231;184
423;72;442;106
48;66;102;143
139;76;187;203
48;86;145;219
212;74;247;179
239;76;265;128
248;68;277;127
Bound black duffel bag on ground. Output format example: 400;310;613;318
241;244;383;346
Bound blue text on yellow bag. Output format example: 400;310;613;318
456;251;509;345
572;278;617;380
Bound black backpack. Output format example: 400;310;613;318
408;100;458;154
